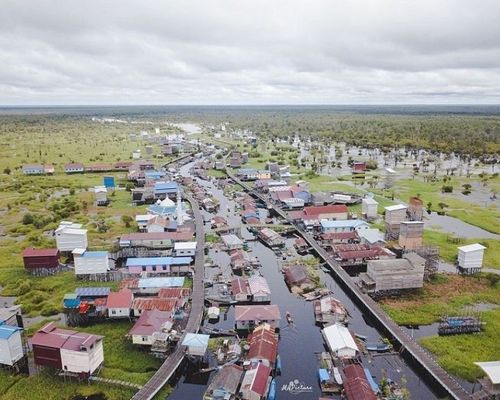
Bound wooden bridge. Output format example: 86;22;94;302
130;192;205;400
226;170;471;400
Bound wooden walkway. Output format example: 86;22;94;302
226;170;471;400
131;192;205;400
89;376;143;390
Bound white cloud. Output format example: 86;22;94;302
0;0;499;104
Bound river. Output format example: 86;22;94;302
164;160;443;400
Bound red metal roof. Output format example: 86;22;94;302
132;297;177;312
343;364;377;400
321;232;359;240
234;305;281;321
284;266;309;285
304;205;348;216
31;322;102;351
106;289;133;308
128;309;171;336
248;326;278;362
247;363;271;396
157;288;191;299
22;248;59;257
231;278;250;295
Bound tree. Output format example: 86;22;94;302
121;215;133;228
3;167;11;175
22;213;34;225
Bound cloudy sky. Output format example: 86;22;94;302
1;0;499;105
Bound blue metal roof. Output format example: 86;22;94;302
137;277;185;288
145;171;165;179
320;219;369;229
75;287;111;297
154;181;178;192
364;368;380;393
126;256;192;266
81;251;108;258
318;368;330;383
0;324;22;339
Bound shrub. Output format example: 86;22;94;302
441;185;453;193
22;213;34;225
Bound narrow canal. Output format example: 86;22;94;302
167;160;440;400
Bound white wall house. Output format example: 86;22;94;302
247;276;271;303
60;337;104;374
174;242;197;257
182;333;210;356
0;325;24;366
73;249;109;275
458;243;486;273
321;323;359;358
362;197;379;219
55;222;88;252
94;186;108;205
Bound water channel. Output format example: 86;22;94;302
165;160;445;400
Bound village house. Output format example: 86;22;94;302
229;250;250;272
352;161;366;174
221;234;244;251
85;163;114;173
204;364;243;400
247;323;278;368
202;198;217;212
119;231;193;249
211;215;228;229
343;364;378;400
319;232;360;248
72;249;109;276
360;253;426;292
31;322;104;376
362;197;379;220
94;186;108;206
247;276;271;303
237;168;259;181
153;181;179;200
320;219;369;233
146;215;177;233
121;277;185;295
332;244;394;266
182;333;210;357
22;164;44;175
234;305;281;330
129;309;172;346
239;362;272;400
147;197;178;216
0;306;23;328
457;243;486;274
55;221;88;252
257;228;285;248
106;289;133;319
384;204;408;238
131;297;180;317
283;265;314;290
322;323;359;358
22;248;60;272
231;278;251;302
135;214;155;231
174;241;197;257
0;323;24;366
290;205;349;229
64;163;85;174
357;228;385;246
126;256;192;275
408;196;424;221
398;221;424;250
314;296;348;325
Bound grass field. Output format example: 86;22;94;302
380;273;500;381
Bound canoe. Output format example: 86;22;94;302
268;378;276;400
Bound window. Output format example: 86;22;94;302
162;266;167;271
142;266;146;272
142;336;147;342
111;310;116;315
152;266;156;271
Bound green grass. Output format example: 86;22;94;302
207;168;227;178
419;308;500;382
424;229;500;270
0;321;172;399
374;176;500;234
380;273;500;326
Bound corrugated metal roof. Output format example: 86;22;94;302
0;324;22;339
132;297;177;312
107;289;133;308
235;305;281;321
126;256;192;266
75;287;110;297
22;248;59;257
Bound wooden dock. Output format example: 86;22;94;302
130;192;205;400
226;170;471;400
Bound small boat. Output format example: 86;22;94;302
268;378;277;400
354;333;368;341
276;354;282;375
363;368;380;394
286;311;294;324
333;367;343;385
366;343;392;352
